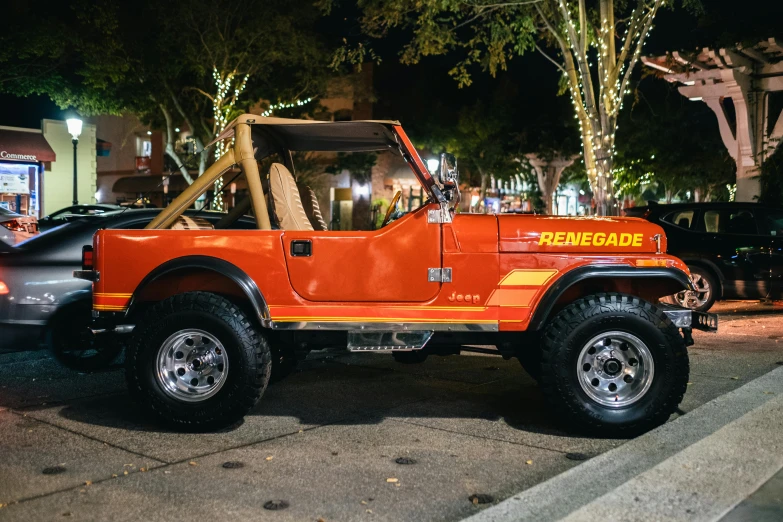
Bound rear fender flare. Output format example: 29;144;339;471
527;266;693;331
125;256;269;324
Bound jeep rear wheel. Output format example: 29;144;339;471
540;293;688;437
126;292;271;431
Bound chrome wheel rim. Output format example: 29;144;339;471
674;272;711;310
155;329;228;402
577;331;654;408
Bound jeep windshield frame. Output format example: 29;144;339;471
145;114;437;230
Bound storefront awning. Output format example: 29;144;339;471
0;129;56;163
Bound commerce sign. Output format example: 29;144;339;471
0;151;38;161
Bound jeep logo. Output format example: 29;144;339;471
447;292;481;304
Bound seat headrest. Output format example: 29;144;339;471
268;163;314;231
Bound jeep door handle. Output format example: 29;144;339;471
290;239;312;257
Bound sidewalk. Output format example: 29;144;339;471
464;365;783;522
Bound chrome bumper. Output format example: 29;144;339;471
661;305;718;332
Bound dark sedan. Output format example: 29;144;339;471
0;208;256;370
0;206;38;245
625;202;783;311
37;203;123;231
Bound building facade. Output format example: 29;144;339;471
0;120;97;217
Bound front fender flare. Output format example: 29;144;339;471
125;256;269;324
527;265;693;331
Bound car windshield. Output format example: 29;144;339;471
49;206;112;217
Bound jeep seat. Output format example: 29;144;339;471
268;163;314;231
170;215;214;230
298;184;328;231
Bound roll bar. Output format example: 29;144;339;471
145;118;272;230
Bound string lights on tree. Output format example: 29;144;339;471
211;68;249;211
539;0;665;215
348;0;673;215
261;97;314;117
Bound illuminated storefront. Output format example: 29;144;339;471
0;127;56;216
0;120;97;217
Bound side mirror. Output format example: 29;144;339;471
439;152;458;187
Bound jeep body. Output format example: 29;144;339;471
78;115;716;434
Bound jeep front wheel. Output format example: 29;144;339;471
540;293;688;437
126;292;271;431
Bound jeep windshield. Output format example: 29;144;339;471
146;115;440;231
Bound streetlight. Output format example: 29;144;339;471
66;117;83;205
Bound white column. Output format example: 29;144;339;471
526;154;576;215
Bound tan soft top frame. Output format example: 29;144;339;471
146;115;402;231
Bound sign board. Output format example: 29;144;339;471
0;151;37;161
0;173;30;194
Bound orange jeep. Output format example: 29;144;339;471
76;115;717;434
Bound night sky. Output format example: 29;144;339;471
1;0;780;133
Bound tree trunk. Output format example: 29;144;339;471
159;103;194;185
592;156;616;216
478;167;489;213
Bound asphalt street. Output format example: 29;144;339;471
0;301;781;521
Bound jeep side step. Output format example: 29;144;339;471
347;331;433;352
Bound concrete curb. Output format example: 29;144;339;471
462;365;783;522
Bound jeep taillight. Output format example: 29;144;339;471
82;245;94;270
0;281;8;295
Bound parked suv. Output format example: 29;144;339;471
77;114;717;436
625;202;783;311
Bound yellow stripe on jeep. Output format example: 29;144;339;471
499;269;558;286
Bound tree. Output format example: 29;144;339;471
0;0;331;202
0;0;128;115
447;101;521;205
613;79;735;204
322;0;700;214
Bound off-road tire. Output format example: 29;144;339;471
49;301;124;373
126;292;271;431
392;350;429;364
540;293;689;437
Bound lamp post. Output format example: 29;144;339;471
66;118;83;205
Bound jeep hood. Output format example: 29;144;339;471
497;215;666;253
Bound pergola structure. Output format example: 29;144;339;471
643;38;783;201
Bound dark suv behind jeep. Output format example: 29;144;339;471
625;202;783;311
